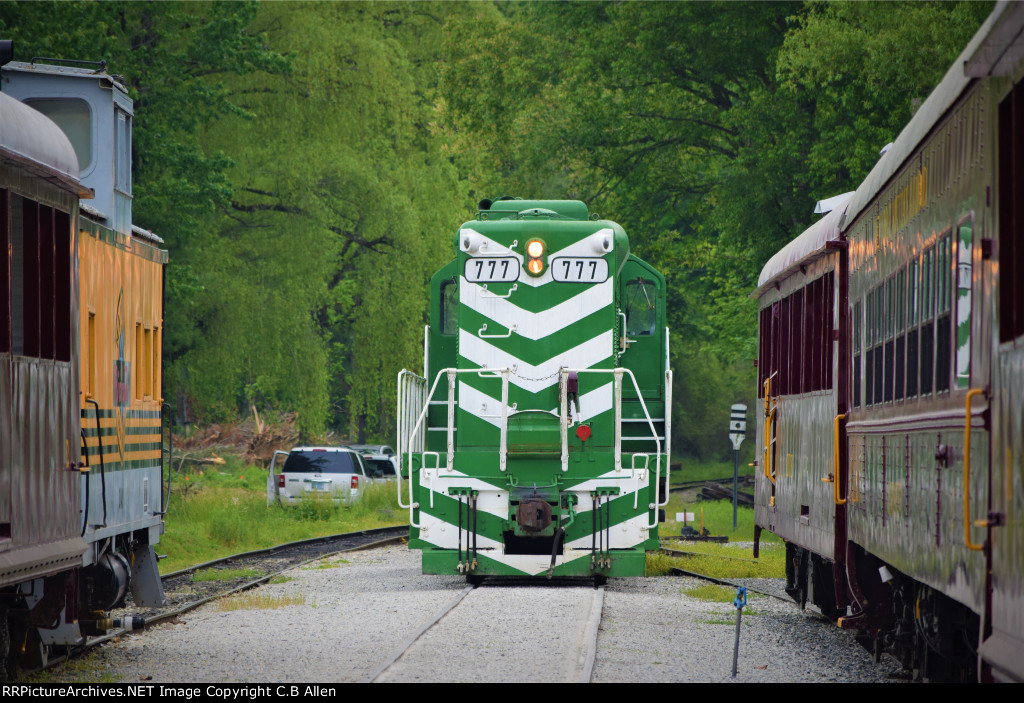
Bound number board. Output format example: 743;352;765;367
464;257;520;283
551;257;609;283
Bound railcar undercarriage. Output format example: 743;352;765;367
785;542;979;681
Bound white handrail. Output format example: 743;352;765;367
559;367;664;527
479;322;516;338
401;367;511;526
480;282;518;299
559;370;569;473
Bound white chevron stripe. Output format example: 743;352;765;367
458;381;614;429
460;277;613;340
459;227;615;288
458;329;614;393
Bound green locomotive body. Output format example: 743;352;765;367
398;198;670;579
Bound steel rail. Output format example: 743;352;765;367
29;525;411;677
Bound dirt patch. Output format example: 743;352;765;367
174;413;349;468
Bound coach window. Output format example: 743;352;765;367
804;280;817;393
10;195;25;355
955;218;973;389
884;276;895;402
853;299;862;408
55;210;71;362
873;285;884;404
1;190;8;353
624;279;657;337
865;289;875;406
920;246;935;396
135;323;144;400
935;232;952;393
789;288;804;394
894;268;906;401
440;279;458;335
907;256;920;398
998;82;1024;342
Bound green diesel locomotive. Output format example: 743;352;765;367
398;197;671;580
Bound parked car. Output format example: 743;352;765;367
346;444;398;481
267;446;373;506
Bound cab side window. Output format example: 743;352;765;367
624;279;656;336
440;279;458;335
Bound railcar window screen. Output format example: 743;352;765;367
55;210;71;362
7;195;71;361
884;276;894;403
894;268;906;402
853;300;862;408
935;233;952;393
1;190;8;354
999;81;1024;342
757;271;833;398
920;247;935;396
907;257;920;398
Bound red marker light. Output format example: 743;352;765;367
576;425;592;442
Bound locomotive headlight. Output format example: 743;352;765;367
526;239;546;276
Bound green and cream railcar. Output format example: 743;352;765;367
398;198;670;579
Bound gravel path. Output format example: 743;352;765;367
67;546;904;683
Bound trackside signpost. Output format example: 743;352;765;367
729;404;746;529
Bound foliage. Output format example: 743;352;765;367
1;1;994;457
436;0;990;459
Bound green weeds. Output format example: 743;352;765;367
159;458;404;573
192;567;265;582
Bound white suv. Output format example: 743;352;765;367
267;446;372;506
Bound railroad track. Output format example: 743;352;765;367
33;525;409;673
667;476;755;493
659;546;802;606
367;578;605;683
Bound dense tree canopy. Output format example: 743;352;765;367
0;1;992;456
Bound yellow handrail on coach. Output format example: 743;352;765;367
834;414;846;505
964;388;986;552
763;376;776;485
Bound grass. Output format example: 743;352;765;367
158;452;404;573
669;457;755;486
684;584;739;602
651;479;785;578
192;567;265;582
215;592;307;612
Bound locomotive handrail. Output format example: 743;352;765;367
400;367;511;527
478;322;516;338
833;414;846;506
557;367;665;527
480;282;518;299
964;388;986;552
396;369;427;514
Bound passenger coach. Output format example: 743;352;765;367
752;2;1024;681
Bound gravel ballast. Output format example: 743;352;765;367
71;546;903;683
